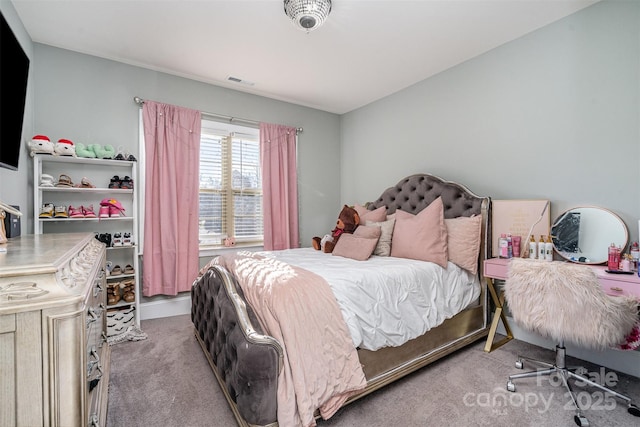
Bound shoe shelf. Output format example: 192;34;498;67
38;186;134;194
33;153;141;330
38;217;134;222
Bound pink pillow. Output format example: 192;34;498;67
354;204;387;224
332;225;382;261
390;197;448;268
445;216;482;275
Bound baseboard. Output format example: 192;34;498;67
139;295;191;320
498;316;640;378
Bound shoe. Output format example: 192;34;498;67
77;177;95;188
111;264;122;275
100;198;125;217
126;154;137;162
68;205;84;218
113;153;125;161
107;282;121;305
124;264;135;274
55;174;74;187
83;205;97;218
120;176;134;189
39;203;54;218
54;205;68;218
121;279;135;303
112;233;123;247
40;174;55;187
108;176;121;189
98;205;110;218
122;232;133;246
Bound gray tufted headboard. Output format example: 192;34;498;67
368;173;486;218
367;173;491;270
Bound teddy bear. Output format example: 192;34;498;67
27;135;55;157
312;204;360;253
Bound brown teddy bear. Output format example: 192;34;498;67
312;205;360;253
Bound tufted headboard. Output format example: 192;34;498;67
367;173;491;273
367;173;485;218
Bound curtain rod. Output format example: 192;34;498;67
133;96;303;134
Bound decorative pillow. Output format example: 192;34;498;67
354;204;387;224
390;197;448;268
445;215;482;275
332;225;382;261
364;218;396;257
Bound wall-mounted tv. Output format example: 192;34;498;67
0;10;30;171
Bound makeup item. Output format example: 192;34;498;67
544;236;553;261
512;236;521;258
499;233;509;259
506;233;513;258
630;242;639;271
621;254;631;272
608;243;620;271
538;235;546;260
529;235;537;259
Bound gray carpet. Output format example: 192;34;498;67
107;315;640;427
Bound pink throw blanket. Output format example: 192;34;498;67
214;252;367;427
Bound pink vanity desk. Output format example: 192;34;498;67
483;257;640;352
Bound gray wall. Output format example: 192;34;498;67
341;0;640;244
0;0;34;217
26;44;341;248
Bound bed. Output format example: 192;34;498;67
191;173;492;427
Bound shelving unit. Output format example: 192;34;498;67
33;154;141;331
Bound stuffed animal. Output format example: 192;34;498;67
55;139;77;157
27;135;55;157
312;204;360;253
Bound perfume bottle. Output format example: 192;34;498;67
608;243;620;271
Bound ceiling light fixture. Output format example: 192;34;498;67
284;0;332;33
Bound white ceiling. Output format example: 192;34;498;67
12;0;599;115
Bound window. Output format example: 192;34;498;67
199;119;262;248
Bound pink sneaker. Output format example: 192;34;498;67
83;205;97;218
68;205;84;218
99;205;110;218
100;198;125;217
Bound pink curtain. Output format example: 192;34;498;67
142;101;201;296
260;123;300;250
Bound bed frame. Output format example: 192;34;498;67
191;173;492;427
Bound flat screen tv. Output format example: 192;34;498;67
0;10;30;171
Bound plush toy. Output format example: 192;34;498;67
27;135;55;157
312;204;360;253
55;139;77;157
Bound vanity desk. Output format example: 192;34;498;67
0;233;109;427
483;257;640;352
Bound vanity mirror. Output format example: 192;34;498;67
551;206;628;265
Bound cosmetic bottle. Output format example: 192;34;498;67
630;242;639;271
513;236;521;258
529;235;537;259
506;233;513;258
499;233;508;258
621;254;631;272
538;235;546;260
544;236;553;261
608;243;620;271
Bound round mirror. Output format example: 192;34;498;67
551;206;628;264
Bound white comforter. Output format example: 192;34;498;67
258;248;481;351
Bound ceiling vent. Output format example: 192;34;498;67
226;76;255;86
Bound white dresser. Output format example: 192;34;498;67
0;233;110;427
